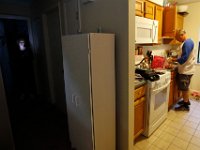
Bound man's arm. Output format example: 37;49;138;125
177;40;194;64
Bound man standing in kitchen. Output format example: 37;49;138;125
171;29;195;111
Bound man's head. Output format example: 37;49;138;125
175;29;187;42
17;38;26;51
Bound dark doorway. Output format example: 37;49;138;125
0;18;35;104
0;18;70;150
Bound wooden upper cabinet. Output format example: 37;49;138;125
163;6;177;37
136;0;144;17
163;6;184;38
155;5;163;41
144;1;155;19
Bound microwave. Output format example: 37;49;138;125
135;16;158;44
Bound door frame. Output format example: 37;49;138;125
0;14;39;96
42;5;63;104
0;15;34;53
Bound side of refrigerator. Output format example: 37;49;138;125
61;33;116;150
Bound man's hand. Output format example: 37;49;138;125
171;57;178;62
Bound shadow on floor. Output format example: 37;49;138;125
9;96;71;150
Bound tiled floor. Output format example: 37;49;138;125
134;99;200;150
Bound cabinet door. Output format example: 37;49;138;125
163;6;177;37
155;5;163;42
144;1;155;19
135;0;144;17
134;97;145;139
173;73;182;103
176;14;184;30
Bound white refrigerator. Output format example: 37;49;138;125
62;33;116;150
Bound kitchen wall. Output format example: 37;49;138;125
0;3;31;16
183;2;200;91
31;1;135;149
142;44;172;56
79;0;135;150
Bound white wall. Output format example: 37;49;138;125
183;2;200;91
78;0;135;150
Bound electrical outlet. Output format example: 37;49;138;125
72;94;79;107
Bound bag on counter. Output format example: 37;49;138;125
151;56;165;69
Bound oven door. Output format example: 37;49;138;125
143;81;170;137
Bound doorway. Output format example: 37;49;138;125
0;16;70;150
0;18;35;104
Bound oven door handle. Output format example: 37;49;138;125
152;81;170;94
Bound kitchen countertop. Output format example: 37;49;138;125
135;79;146;89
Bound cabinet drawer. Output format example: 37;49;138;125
134;85;146;100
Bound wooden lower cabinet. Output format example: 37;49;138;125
168;70;182;108
168;81;174;108
134;85;146;140
134;97;145;139
173;78;182;104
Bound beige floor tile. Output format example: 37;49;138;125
190;112;200;119
176;113;190;120
167;115;177;121
145;135;158;144
134;139;151;150
148;144;162;150
187;116;200;124
184;121;198;129
187;143;200;150
172;137;189;150
165;127;180;136
167;110;177;117
134;99;200;150
159;124;169;131
133;145;142;150
152;128;164;137
194;130;200;138
180;125;196;135
159;132;175;143
176;131;193;142
153;138;171;150
196;124;200;131
168;121;184;130
163;119;172;125
167;144;183;150
190;136;200;147
173;118;187;125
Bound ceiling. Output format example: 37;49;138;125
177;0;200;4
0;0;200;6
0;0;33;6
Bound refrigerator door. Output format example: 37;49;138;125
89;33;116;150
62;34;94;150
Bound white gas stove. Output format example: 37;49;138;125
143;70;171;137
